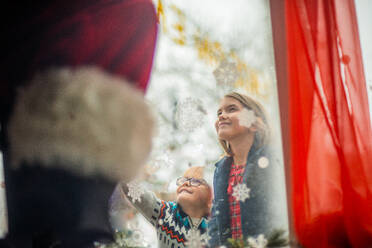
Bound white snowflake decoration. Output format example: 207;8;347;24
232;183;251;202
152;151;174;169
186;229;205;248
115;236;126;247
247;234;268;248
203;233;212;244
125;229;146;247
127;180;145;203
94;228;146;248
213;60;239;87
176;97;206;132
258;156;270;169
238;108;256;128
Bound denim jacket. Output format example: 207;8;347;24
208;144;281;247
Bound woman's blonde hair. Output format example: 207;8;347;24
218;92;270;156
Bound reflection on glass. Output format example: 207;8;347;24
110;0;288;247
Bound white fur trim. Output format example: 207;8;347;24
8;67;154;181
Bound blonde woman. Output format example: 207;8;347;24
208;92;282;247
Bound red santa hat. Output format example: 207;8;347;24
1;0;158;182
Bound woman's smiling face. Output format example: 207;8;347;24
215;97;252;141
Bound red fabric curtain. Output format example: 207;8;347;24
285;0;372;247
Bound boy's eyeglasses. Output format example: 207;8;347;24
176;177;207;187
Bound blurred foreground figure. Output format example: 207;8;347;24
0;0;158;247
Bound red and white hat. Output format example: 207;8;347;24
2;0;158;182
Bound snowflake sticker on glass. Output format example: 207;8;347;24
213;59;239;88
232;183;251;202
94;229;147;248
238;108;256;128
127;180;145;203
152;151;174;169
125;229;146;247
247;234;268;248
186;229;206;248
204;233;212;244
258;156;269;169
176;97;206;132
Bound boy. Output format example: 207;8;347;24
118;166;212;248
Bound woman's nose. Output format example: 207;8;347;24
218;112;227;120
